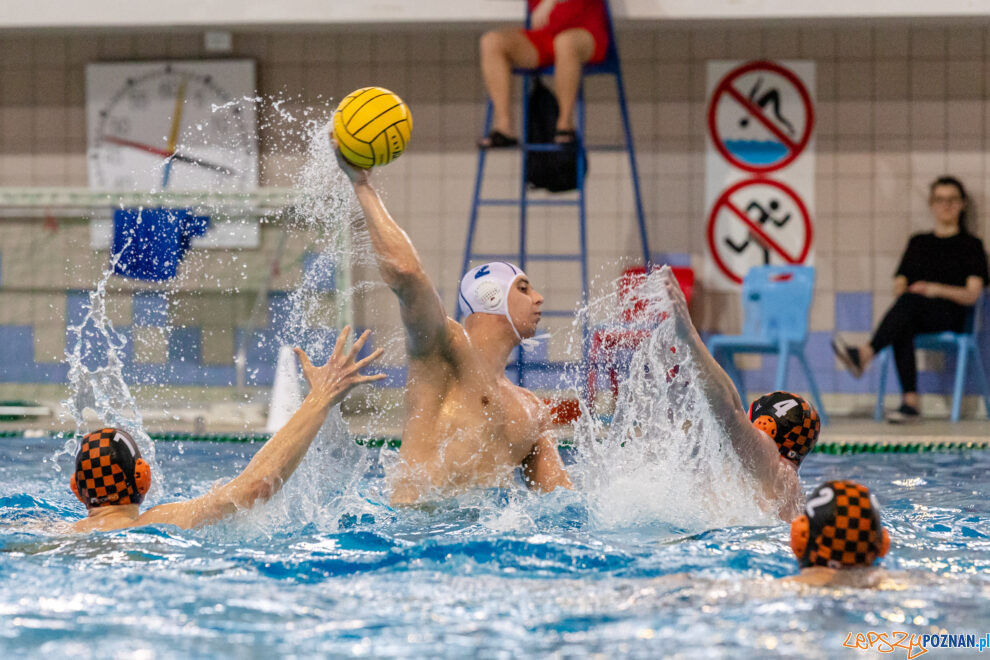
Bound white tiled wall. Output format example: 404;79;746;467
2;23;989;361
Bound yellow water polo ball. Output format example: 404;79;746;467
332;86;412;168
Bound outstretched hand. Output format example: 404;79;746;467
294;326;385;409
328;124;370;186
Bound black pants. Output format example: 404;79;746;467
869;293;966;394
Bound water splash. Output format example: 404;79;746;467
214;112;400;534
201;408;378;539
55;239;160;499
54;95;404;526
53;95;778;535
264;134;778;532
570;266;775;531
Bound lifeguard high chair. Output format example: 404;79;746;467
459;0;651;386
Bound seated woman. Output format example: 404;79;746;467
478;0;610;147
832;176;989;423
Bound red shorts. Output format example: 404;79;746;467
521;0;610;68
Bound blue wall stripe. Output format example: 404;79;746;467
2;289;988;400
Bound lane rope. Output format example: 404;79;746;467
1;430;986;452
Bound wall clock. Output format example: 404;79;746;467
86;59;258;192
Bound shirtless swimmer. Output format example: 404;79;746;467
332;132;819;512
331;133;572;505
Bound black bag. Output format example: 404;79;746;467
524;78;586;193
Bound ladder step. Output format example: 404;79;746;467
520;143;574;152
527;254;583;261
481;142;625;153
481;142;576;153
477;198;580;207
471;253;583;262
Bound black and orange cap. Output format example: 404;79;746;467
748;391;821;467
792;480;890;569
71;428;149;508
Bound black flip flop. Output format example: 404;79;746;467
830;335;863;378
553;129;578;144
478;130;518;149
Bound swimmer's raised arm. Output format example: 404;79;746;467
331;131;449;358
662;269;743;413
662;270;784;491
136;328;384;529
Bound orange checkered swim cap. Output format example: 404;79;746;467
70;428;151;508
790;480;890;569
747;391;821;467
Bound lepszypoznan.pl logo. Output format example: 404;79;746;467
843;632;990;659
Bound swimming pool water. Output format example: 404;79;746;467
1;436;988;658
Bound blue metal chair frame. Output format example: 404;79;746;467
873;294;990;422
706;265;829;423
459;0;650;385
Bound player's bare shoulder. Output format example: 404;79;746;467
444;317;470;345
518;386;553;431
437;316;473;364
407;317;466;366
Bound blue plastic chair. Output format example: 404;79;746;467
873;293;990;422
707;265;828;423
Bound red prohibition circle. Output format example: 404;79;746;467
707;61;815;174
706;177;814;285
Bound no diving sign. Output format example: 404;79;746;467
708;60;814;174
706;178;813;285
704;60;816;290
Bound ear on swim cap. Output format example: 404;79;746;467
134;458;151;496
70;473;84;505
798;480;888;569
790;514;810;561
474;279;504;311
748;391;820;467
71;427;150;508
752;414;777;439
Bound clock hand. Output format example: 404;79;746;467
169;151;236;176
101;135;237;176
162;75;189;189
166;76;188;154
102;135;174;158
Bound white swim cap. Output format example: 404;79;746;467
459;262;526;339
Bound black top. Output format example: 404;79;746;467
895;232;989;287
